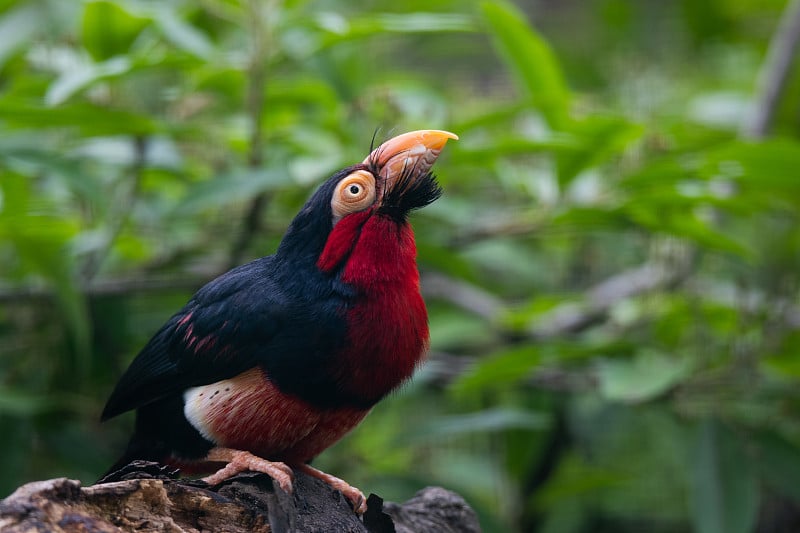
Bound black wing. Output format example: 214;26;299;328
101;256;286;420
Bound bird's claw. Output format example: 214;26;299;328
202;448;294;494
201;448;368;513
296;463;368;515
346;488;368;515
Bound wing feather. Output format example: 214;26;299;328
101;257;281;420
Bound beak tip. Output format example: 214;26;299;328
422;130;459;149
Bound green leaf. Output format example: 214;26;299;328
0;388;80;416
408;408;550;442
623;202;751;257
0;2;40;69
174;167;294;213
534;452;622;508
455;133;580;162
0;99;159;135
82;0;150;61
317;11;476;46
46;56;133;105
555;115;643;185
153;6;215;59
346;12;476;34
763;330;800;378
481;1;569;128
450;345;541;396
597;350;689;403
551;206;631;232
0;175;91;378
757;432;800;502
689;419;759;533
428;310;493;351
449;103;528;132
703;139;800;192
620;154;697;191
416;241;477;280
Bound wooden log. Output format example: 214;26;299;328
0;461;480;533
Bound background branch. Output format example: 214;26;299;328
741;0;800;139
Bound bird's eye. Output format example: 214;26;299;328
331;170;376;223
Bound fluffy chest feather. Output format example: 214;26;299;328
322;215;429;403
183;368;368;463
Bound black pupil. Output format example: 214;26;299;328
349;185;360;195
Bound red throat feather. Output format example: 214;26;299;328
317;214;428;403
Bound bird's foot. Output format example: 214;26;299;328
297;463;367;515
202;447;294;493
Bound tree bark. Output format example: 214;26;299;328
0;462;480;533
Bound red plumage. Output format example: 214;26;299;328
183;368;368;464
331;215;429;402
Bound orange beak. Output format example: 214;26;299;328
363;130;458;184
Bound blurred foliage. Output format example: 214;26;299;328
2;0;800;531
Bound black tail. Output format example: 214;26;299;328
99;397;215;483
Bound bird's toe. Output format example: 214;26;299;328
297;463;367;514
202;447;295;494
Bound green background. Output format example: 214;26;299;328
2;1;800;531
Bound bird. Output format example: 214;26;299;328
100;129;458;514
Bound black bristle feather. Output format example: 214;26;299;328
379;170;442;221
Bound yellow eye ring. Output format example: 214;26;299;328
331;170;376;223
340;179;369;203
